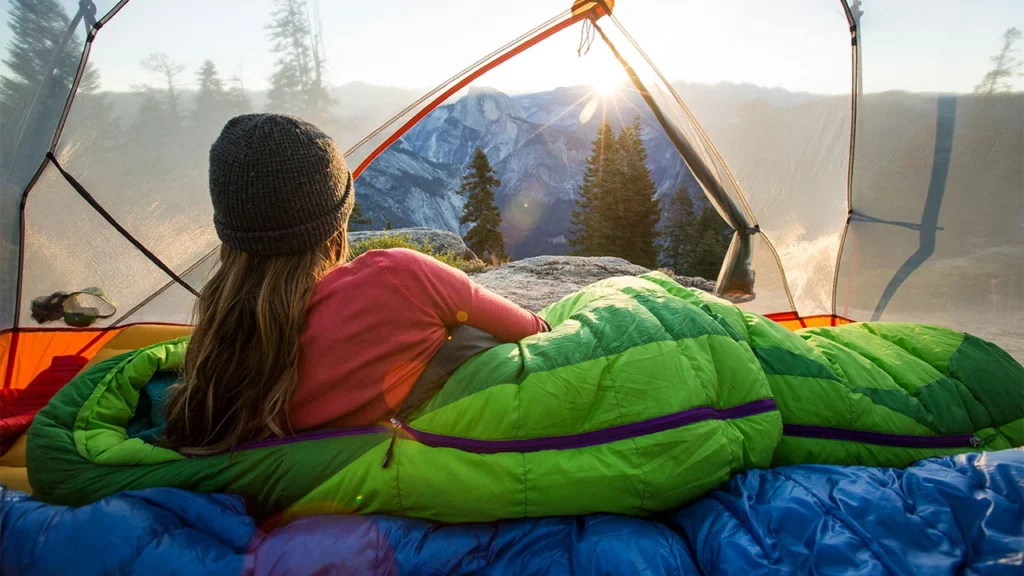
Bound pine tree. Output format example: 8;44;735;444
266;0;310;114
569;120;618;255
0;0;81;189
140;53;184;131
686;195;731;280
123;90;174;181
350;199;373;228
384;216;393;231
191;60;251;144
687;228;727;281
976;27;1023;95
458;148;506;259
662;184;698;273
265;0;334;122
194;61;226;115
305;0;333;120
58;66;120;179
615;116;661;268
226;74;253;116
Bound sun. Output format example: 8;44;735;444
591;74;619;97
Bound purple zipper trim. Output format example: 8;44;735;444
784;424;980;448
235;425;389;451
234;398;778;454
405;398;778;454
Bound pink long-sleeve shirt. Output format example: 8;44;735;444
289;248;547;430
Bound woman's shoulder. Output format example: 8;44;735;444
364;247;429;259
359;248;437;267
320;248;435;281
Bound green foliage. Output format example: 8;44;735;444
140;53;184;129
349;200;374;228
458;148;507;260
384;216;393;230
569;121;618;256
976;27;1023;95
0;0;81;192
615;116;661;268
265;0;333;122
349;233;488;273
191;60;252;145
662;183;697;273
568;116;661;268
662;187;730;280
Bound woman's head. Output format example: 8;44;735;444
164;114;352;454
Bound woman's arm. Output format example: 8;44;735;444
371;249;548;342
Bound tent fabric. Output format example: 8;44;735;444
0;354;86;455
1;329;115;391
3;449;1022;575
4;0;1021;396
25;273;1024;522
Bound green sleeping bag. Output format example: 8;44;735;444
26;273;1024;523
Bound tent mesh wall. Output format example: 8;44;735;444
835;2;1024;360
2;0;1022;390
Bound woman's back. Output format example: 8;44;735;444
294;248;546;429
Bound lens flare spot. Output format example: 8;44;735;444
504;185;546;246
579;96;600;124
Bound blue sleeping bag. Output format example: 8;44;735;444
3;449;1022;575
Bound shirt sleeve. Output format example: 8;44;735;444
371;249;548;342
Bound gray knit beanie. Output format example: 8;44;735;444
209;113;354;255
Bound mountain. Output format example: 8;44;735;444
327;84;725;257
59;79;839;259
353;138;463;232
389;85;708;257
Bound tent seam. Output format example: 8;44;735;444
46;153;199;298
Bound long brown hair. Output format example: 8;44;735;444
163;230;348;455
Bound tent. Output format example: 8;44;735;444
2;0;1022;393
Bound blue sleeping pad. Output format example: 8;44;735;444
3;449;1021;575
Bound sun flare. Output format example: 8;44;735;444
591;74;619;97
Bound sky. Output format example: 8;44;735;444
1;0;1022;96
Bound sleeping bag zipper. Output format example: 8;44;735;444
783;424;982;448
381;418;401;468
236;399;779;463
395;399;777;456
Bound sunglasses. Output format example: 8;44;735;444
31;288;117;328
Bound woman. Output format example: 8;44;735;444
163;114;548;454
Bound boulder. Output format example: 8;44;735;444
348;228;478;260
473;255;715;312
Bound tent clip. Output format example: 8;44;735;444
79;0;97;29
728;225;760;237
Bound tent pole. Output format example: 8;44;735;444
590;20;758;301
